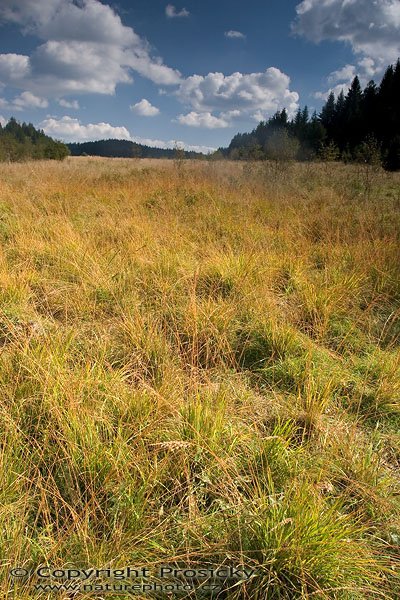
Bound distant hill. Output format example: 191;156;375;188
0;120;208;163
68;139;205;159
0;117;70;162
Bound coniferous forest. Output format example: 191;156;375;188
0;117;70;162
222;60;400;171
68;139;205;160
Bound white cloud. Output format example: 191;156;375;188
314;55;383;100
178;69;299;113
252;110;268;122
0;0;62;29
40;115;131;142
13;91;48;108
165;4;189;18
58;98;79;109
176;68;299;127
130;98;160;116
176;111;231;128
0;0;181;98
313;63;357;99
357;57;380;78
327;64;356;84
0;91;48;110
0;53;30;81
225;30;246;39
0;115;6;126
293;0;400;64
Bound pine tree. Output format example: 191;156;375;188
320;91;336;137
377;64;395;144
343;76;363;149
362;81;378;139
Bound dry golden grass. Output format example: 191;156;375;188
0;156;399;599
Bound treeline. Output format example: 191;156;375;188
0;118;70;162
220;59;400;171
68;139;205;159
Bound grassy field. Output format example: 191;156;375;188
0;157;399;599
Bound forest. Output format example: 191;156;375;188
222;60;400;171
68;139;204;160
0;118;70;162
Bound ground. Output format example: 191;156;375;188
0;157;399;599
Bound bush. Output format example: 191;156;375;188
265;129;300;163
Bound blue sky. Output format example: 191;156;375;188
0;0;399;152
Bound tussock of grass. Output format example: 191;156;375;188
0;158;399;599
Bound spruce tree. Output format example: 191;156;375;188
320;91;336;137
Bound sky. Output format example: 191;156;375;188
0;0;399;153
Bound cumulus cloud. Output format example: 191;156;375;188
14;91;48;108
314;55;385;100
293;0;400;64
0;0;181;98
313;63;356;99
0;0;61;29
58;98;79;109
225;30;246;39
0;53;30;81
0;91;48;110
130;98;160;116
176;68;299;127
252;110;268;122
0;115;6;126
165;4;189;18
176;111;230;128
357;57;381;78
327;64;356;84
40;115;131;142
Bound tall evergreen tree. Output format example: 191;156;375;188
362;80;378;139
343;76;363;148
320;91;336;137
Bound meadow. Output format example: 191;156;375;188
0;156;399;599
